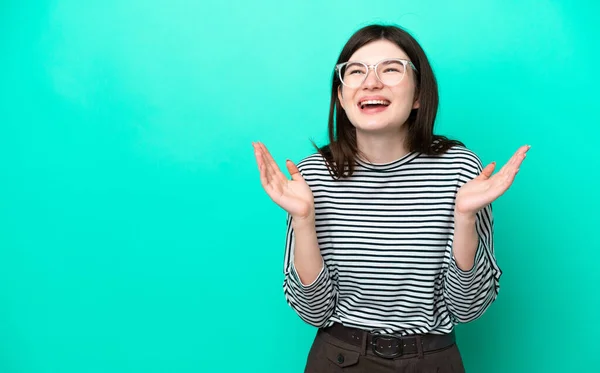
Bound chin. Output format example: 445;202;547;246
354;121;398;134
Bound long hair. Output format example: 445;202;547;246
316;24;464;179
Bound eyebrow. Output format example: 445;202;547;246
346;58;409;65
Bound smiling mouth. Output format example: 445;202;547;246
358;99;391;110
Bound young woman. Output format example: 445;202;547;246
253;24;528;373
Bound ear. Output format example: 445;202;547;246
412;98;420;109
337;85;345;110
412;90;420;109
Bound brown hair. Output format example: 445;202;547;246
315;24;464;179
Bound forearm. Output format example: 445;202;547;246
284;215;336;327
445;206;500;323
452;210;478;271
292;216;324;285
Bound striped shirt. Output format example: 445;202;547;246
282;146;501;336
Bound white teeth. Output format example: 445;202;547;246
360;100;390;107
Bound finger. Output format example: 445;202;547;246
509;145;530;167
286;160;303;181
491;160;521;192
512;144;530;168
259;162;284;201
260;146;288;190
501;153;525;177
253;142;264;171
519;144;531;154
499;170;517;191
498;145;529;176
254;142;276;186
260;148;277;185
259;142;288;183
503;150;520;171
259;142;280;175
258;159;270;189
476;162;496;180
256;150;282;195
493;163;516;183
254;144;273;186
489;145;529;193
487;175;515;201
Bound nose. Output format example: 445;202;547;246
362;67;383;89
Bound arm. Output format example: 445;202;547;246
253;142;337;326
452;211;478;271
444;201;500;323
283;213;337;328
291;216;324;285
442;144;530;323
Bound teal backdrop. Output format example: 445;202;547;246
1;1;599;372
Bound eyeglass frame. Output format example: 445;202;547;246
334;58;418;88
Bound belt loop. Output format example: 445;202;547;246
360;330;368;356
416;335;424;359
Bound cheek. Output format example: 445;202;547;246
340;88;357;110
344;96;355;110
391;86;416;106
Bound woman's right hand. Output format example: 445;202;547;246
252;142;315;222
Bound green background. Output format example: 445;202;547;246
1;0;598;372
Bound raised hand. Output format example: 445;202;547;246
252;142;315;221
455;145;530;216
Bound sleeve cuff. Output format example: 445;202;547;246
450;240;485;284
290;258;326;291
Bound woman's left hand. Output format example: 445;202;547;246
455;145;530;217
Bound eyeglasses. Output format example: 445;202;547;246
335;58;417;88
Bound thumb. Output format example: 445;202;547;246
286;160;303;181
476;162;496;180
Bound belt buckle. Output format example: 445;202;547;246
371;335;402;359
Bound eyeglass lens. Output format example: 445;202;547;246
339;59;407;88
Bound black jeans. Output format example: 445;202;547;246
304;328;466;373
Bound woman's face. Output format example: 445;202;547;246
337;40;419;135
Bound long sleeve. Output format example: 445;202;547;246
282;214;337;327
444;154;502;323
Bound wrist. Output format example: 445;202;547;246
454;209;476;224
292;213;315;230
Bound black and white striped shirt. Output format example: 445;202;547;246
282;146;501;336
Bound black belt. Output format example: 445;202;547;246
321;323;456;359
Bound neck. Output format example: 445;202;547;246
355;128;409;164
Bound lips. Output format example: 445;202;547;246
357;97;391;114
357;97;391;110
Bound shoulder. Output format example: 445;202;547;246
295;152;332;180
297;152;327;169
440;145;484;169
438;145;485;180
420;145;484;178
